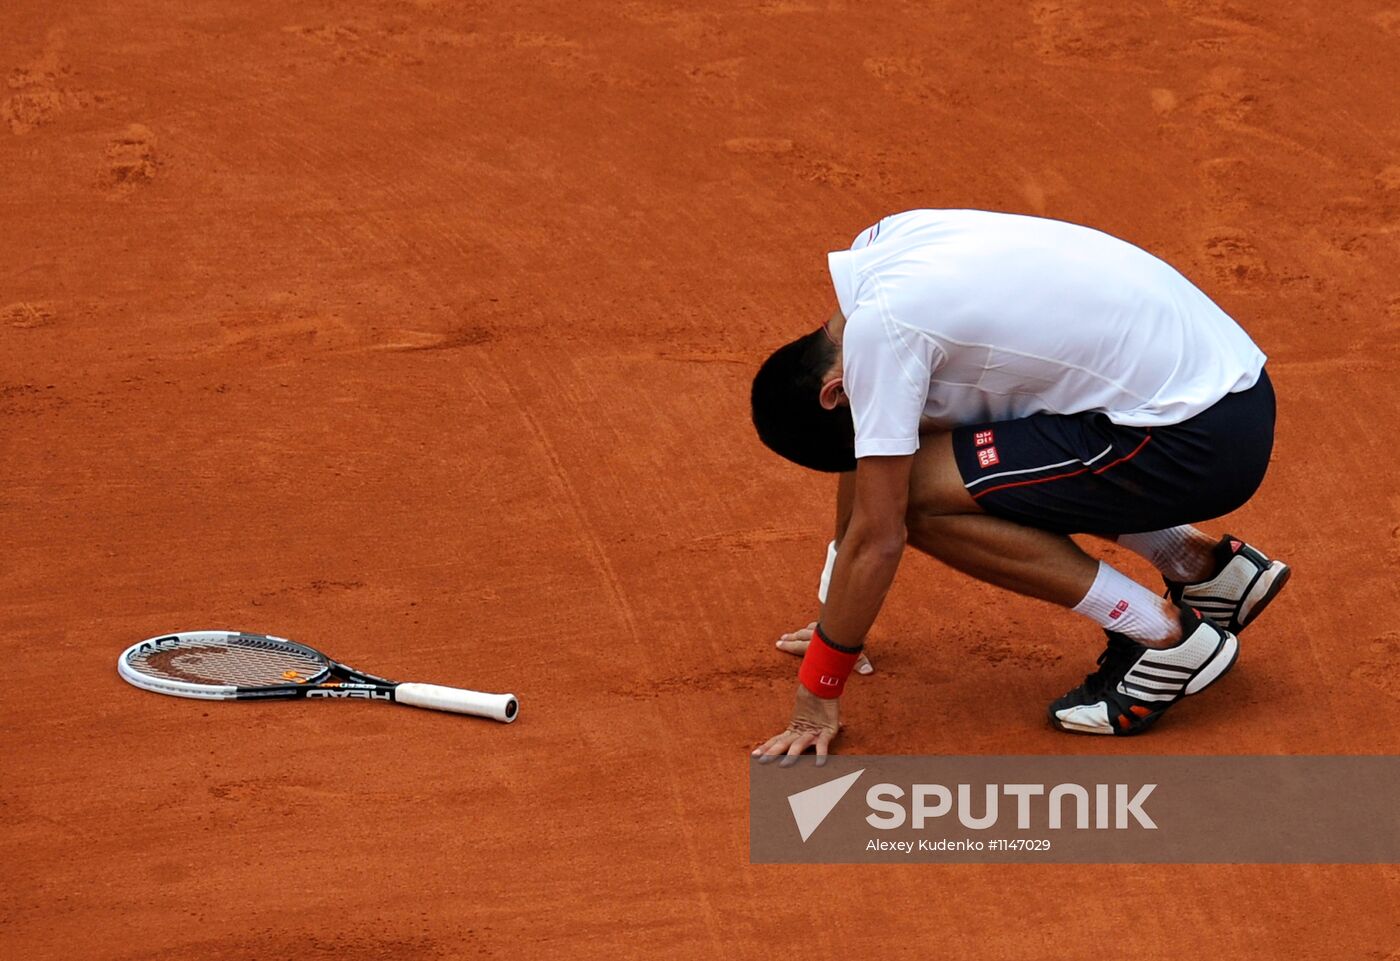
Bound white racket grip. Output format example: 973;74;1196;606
395;683;519;723
817;540;838;604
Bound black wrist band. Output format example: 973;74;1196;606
814;622;864;655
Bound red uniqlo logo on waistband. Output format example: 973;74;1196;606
976;446;1000;468
974;430;995;447
1108;600;1130;620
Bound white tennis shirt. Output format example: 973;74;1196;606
829;210;1267;458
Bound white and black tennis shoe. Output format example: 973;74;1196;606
1165;534;1290;635
1049;608;1239;736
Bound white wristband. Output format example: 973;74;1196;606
817;540;838;604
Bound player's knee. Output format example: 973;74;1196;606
904;504;961;558
906;472;971;523
905;495;957;532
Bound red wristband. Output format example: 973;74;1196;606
798;625;862;699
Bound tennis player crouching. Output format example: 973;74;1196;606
750;209;1290;762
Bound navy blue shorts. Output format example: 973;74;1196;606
951;370;1276;536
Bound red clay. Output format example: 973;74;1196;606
3;1;1398;958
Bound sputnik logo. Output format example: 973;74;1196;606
786;770;865;842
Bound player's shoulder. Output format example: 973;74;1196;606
853;208;1132;249
849;209;958;251
845;209;1058;269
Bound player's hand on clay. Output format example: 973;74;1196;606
751;686;841;767
777;621;873;675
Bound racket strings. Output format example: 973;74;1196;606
128;637;326;688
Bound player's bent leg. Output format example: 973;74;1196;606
906;433;1180;644
910;425;1242;735
906;511;1097;608
905;432;1098;608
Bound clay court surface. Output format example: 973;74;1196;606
3;0;1399;957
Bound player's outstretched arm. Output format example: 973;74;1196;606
773;470;873;671
753;455;912;764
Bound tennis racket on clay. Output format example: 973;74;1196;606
118;631;518;723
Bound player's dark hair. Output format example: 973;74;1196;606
750;329;856;473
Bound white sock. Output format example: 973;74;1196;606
1072;562;1180;644
1118;526;1211;583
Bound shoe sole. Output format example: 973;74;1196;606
1235;561;1291;632
1048;630;1240;736
1183;630;1239;695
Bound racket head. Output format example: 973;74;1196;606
118;631;332;700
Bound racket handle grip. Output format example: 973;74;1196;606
395;683;519;723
